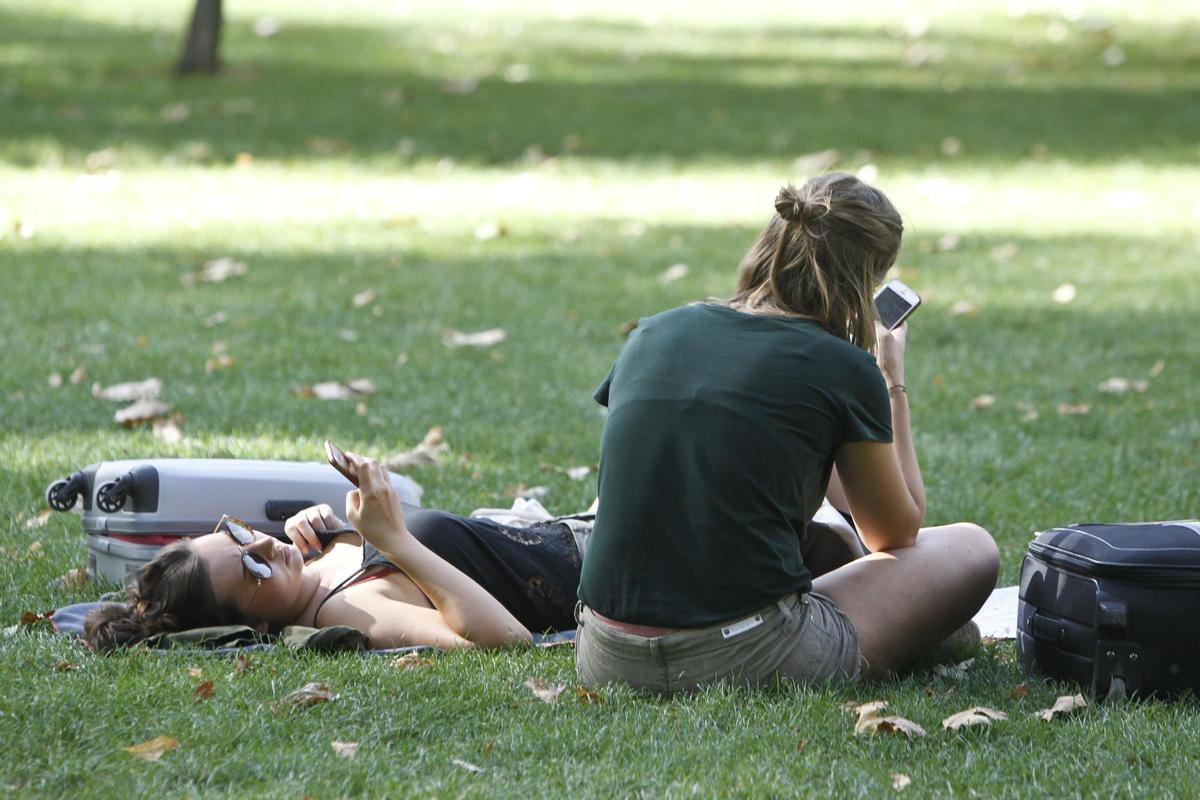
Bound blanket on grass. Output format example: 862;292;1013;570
49;601;576;655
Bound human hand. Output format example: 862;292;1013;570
344;453;411;555
284;503;349;557
874;321;908;388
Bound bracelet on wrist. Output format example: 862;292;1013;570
888;384;907;396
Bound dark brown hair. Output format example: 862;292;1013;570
84;542;245;651
731;172;903;351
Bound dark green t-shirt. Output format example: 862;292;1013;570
577;303;892;627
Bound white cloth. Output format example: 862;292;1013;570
972;585;1019;639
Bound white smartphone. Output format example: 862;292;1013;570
874;278;921;330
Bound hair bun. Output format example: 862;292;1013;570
774;186;805;223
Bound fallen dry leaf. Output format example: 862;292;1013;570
279;682;338;708
855;715;926;737
658;263;689;284
160;101;190;122
201;257;248;284
391;652;436;671
54;661;80;672
949;300;978;317
124;736;180;762
352;289;377;308
24;509;52;530
231;654;255;675
1051;283;1077;304
845;700;889;718
796;739;807;753
69;367;87;384
565;466;592;481
940;136;962;157
115;399;173;427
1016;402;1039;422
892;773;912;791
306;382;353;400
152;414;185;444
473;221;505;241
92;378;162;402
205;353;235;374
619;221;647;238
1098;377;1130;394
345;379;377;396
451;757;484;774
1036;693;1087;721
54;568;89;588
26;542;44;560
1148;360;1165;378
990;242;1018;261
792;148;840;173
504;483;550;500
384;427;448;470
1008;683;1031;700
187;667;204;679
298;380;377;401
194;680;214;701
942;706;1007;730
330;741;359;760
49;372;63;388
847;699;925;737
523;677;566;704
575;687;605;704
20;610;52;627
1057;403;1091;416
972;394;996;411
441;77;479;95
442;328;507;348
933;658;975;681
937;233;961;252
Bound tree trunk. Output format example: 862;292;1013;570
176;0;223;75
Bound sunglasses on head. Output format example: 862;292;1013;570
215;515;273;582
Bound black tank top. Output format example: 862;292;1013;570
313;508;582;634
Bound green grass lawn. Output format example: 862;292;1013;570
2;0;1199;796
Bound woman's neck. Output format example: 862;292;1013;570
727;298;805;319
292;535;367;627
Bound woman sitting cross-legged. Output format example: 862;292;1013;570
85;455;583;651
575;173;1000;693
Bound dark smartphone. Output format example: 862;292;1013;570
874;278;922;330
324;440;358;486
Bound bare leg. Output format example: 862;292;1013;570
811;523;999;679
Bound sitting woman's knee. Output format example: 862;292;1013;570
957;522;1000;585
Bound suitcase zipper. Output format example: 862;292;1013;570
1028;541;1200;585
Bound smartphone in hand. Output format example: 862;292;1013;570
874;278;921;330
324;440;358;486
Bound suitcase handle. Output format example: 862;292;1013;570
1028;612;1066;644
264;500;318;521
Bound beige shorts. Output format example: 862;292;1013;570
575;592;861;696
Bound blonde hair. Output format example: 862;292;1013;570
731;173;903;352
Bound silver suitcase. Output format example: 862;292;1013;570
45;459;423;584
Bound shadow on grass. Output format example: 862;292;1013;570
2;6;1199;167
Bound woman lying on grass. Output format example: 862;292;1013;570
576;173;1000;694
85;455;582;651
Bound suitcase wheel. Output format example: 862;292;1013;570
96;480;127;513
46;480;76;512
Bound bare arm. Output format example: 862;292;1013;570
833;322;925;552
344;455;532;648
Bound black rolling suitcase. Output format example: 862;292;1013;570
1017;521;1200;700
